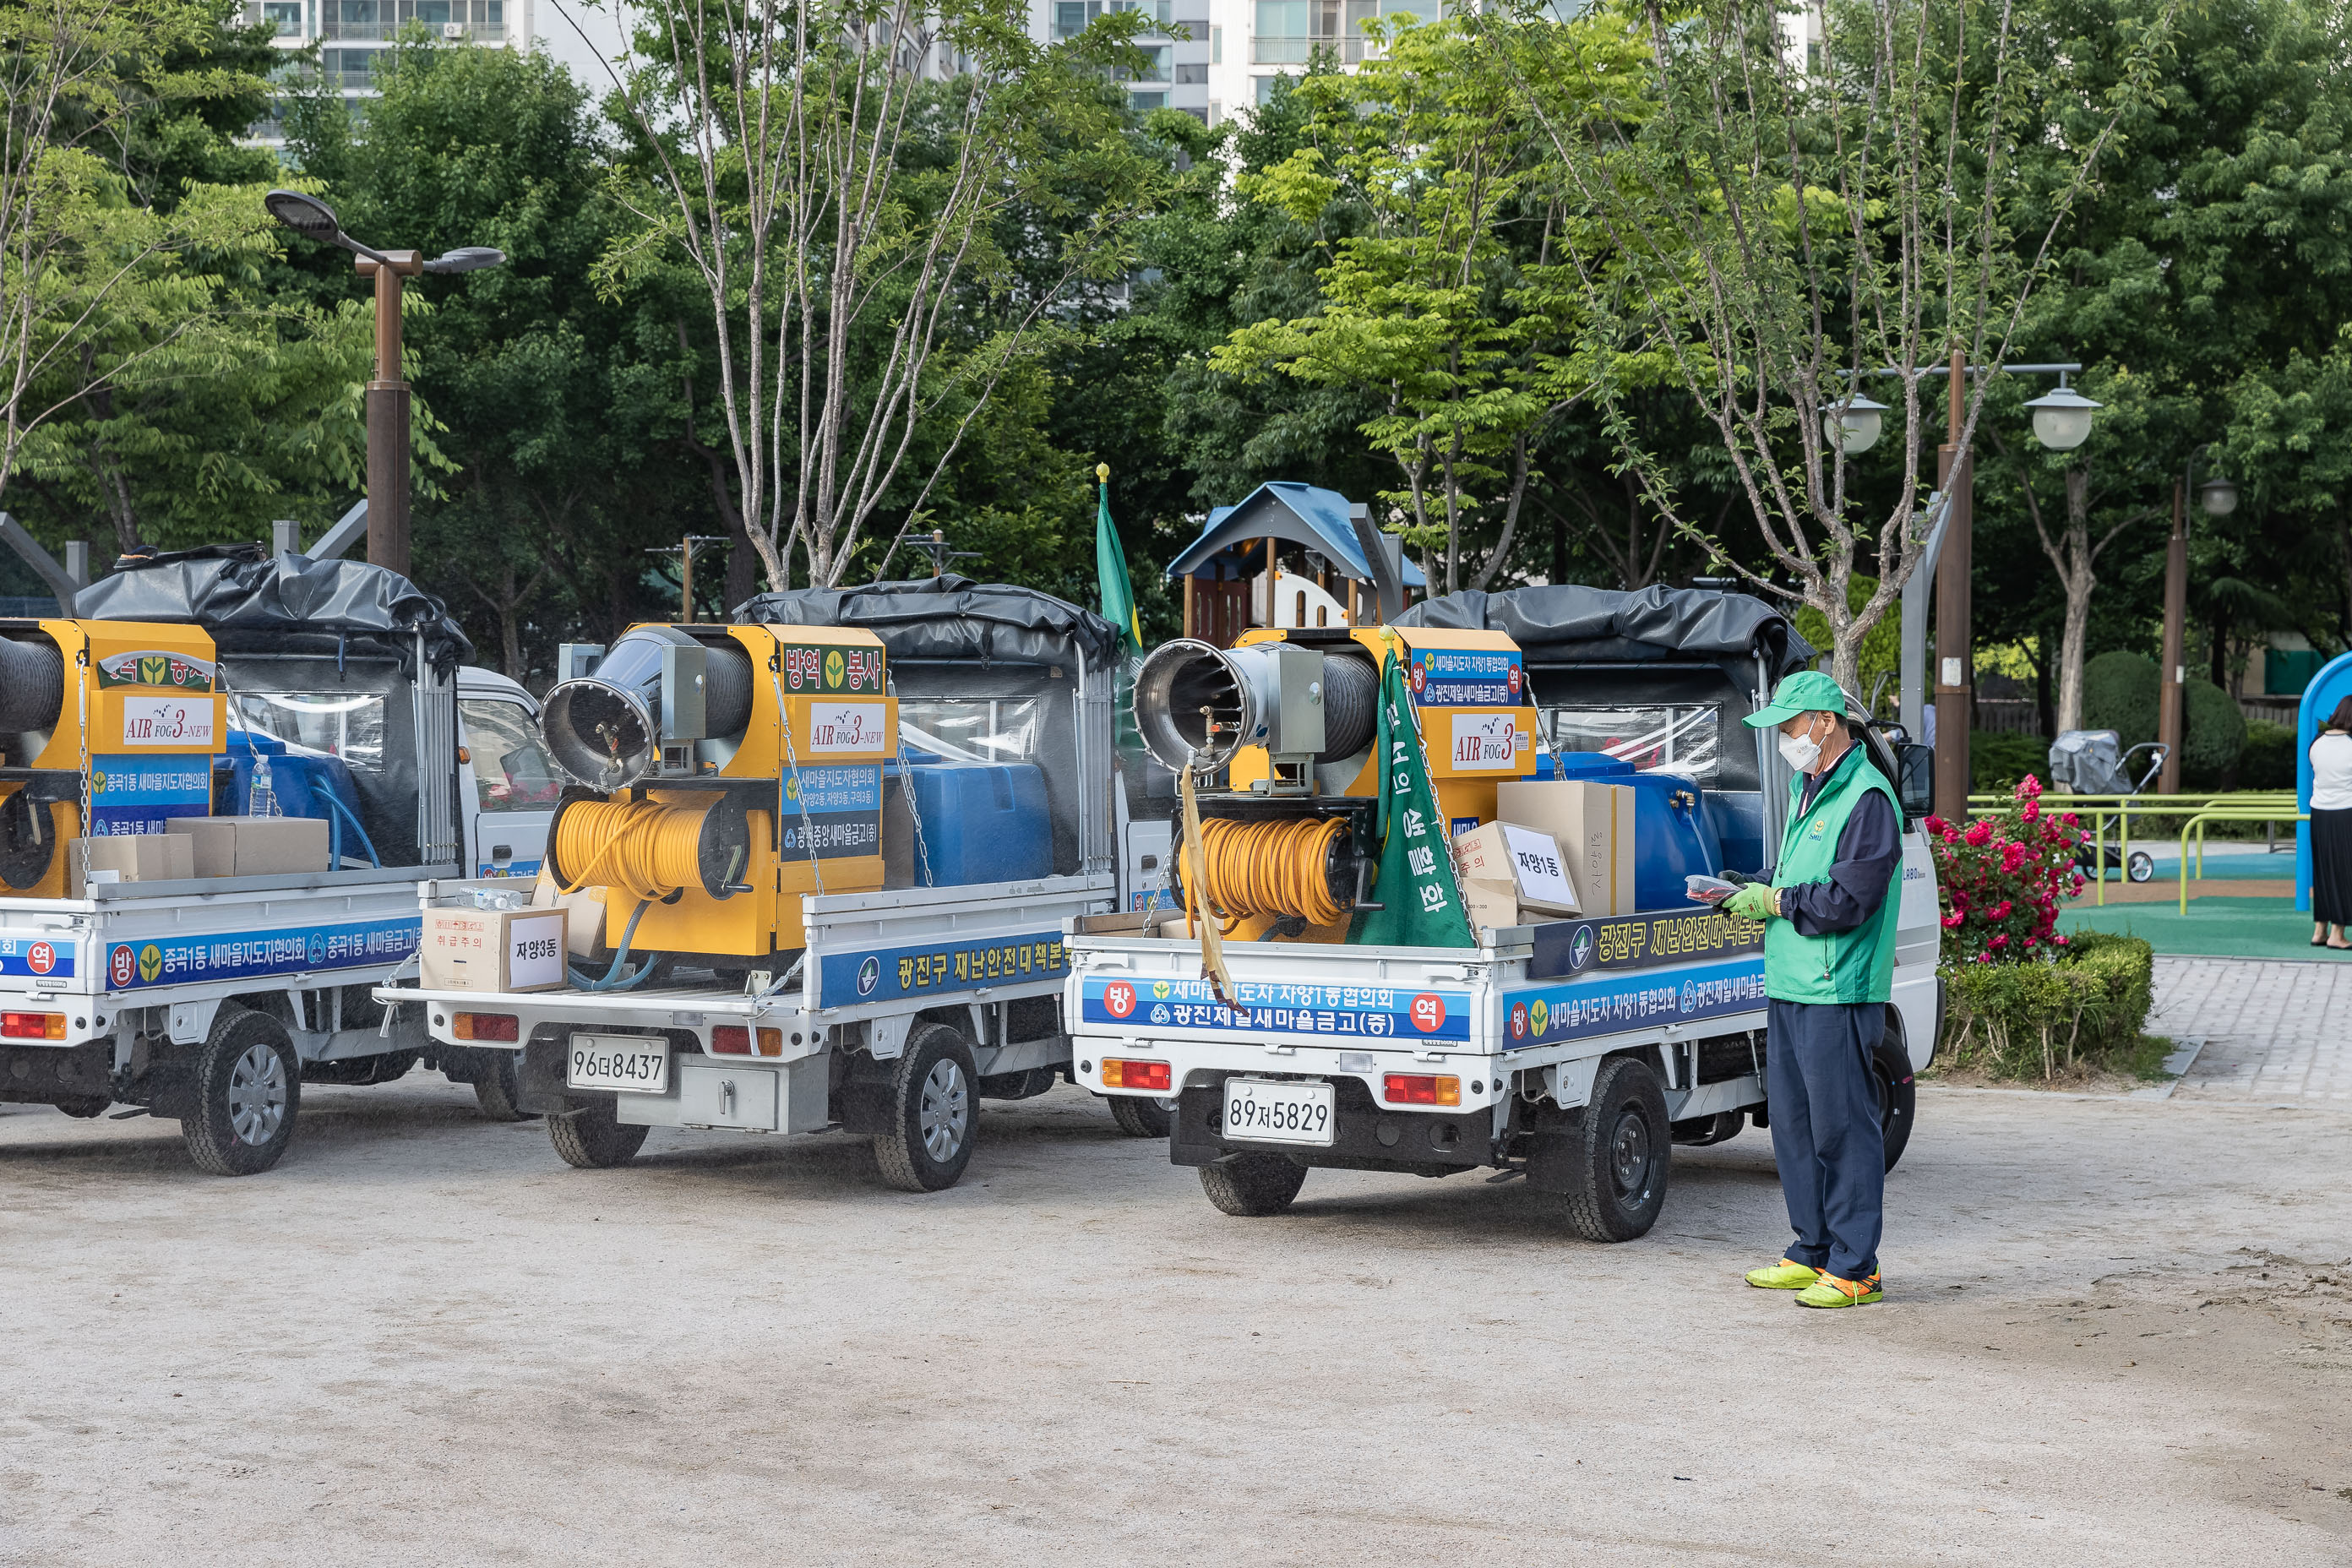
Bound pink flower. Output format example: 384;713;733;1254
1923;814;1949;836
1964;821;1993;847
2061;812;2079;828
2017;775;2044;799
1941;913;1963;928
2021;800;2041;822
1990;901;2012;919
2023;936;2039;949
2053;934;2069;945
1990;933;2011;949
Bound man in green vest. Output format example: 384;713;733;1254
1721;670;1903;1309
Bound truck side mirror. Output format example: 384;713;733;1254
1895;743;1934;819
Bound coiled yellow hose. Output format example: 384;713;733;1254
1188;814;1349;933
554;798;713;901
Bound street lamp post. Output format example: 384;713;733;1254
2157;448;2240;793
1831;354;2096;820
263;191;504;577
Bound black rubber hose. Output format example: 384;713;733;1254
1316;652;1378;763
0;636;63;735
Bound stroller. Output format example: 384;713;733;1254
2047;729;2170;882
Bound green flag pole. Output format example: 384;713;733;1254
1095;463;1142;653
1349;643;1476;949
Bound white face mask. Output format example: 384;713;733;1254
1778;716;1824;774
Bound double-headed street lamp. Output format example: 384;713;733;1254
1827;352;2099;819
264;190;505;577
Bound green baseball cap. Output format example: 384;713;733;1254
1743;668;1852;728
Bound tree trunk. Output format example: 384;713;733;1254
2034;629;2055;739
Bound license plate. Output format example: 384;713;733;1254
567;1033;669;1093
1222;1078;1335;1146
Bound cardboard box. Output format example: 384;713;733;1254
1451;821;1581;916
71;833;196;896
1459;878;1523;934
530;870;608;958
166;815;329;878
422;906;571;993
1496;780;1638;917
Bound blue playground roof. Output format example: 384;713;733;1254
1164;482;1425;587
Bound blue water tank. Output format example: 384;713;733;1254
220;727;375;862
1533;750;1721;907
883;760;1052;886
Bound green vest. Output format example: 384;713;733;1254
1765;744;1901;1004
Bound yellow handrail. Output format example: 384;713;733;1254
2175;810;2309;914
1959;792;2295;907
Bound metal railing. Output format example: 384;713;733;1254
1961;791;2299;906
2174;807;2309;914
1251;34;1373;63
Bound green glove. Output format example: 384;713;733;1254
1723;882;1777;921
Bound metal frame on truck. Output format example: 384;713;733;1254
1069;584;1944;1239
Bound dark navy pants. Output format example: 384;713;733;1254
1764;998;1885;1281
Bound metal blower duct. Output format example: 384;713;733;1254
542;626;753;789
1134;639;1375;774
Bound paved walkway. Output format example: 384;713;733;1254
2149;956;2352;1104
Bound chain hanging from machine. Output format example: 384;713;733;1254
765;656;825;896
884;668;934;889
73;645;90;885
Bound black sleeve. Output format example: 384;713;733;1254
1783;792;1902;937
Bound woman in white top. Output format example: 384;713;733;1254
2309;695;2352;948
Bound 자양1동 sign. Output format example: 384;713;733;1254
119;696;214;749
1500;822;1577;909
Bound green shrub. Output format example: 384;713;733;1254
1970;730;2050;791
2237;719;2297;791
1939;930;2155;1081
2081;651;2158;746
2180;676;2248;788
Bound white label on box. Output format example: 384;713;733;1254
1500;823;1576;908
803;701;886;754
1449;712;1519;771
507;913;568;990
120;696;214;749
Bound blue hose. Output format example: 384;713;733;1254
319;792;380;867
569;898;658;991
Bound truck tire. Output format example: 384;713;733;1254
180;1009;301;1177
547;1097;650;1168
1875;1042;1917;1173
872;1023;978;1193
1107;1093;1174;1138
1199;1152;1308;1217
472;1054;539;1122
1558;1055;1671;1243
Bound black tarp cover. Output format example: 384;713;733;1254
1396;584;1816;678
75;545;474;675
733;576;1120;670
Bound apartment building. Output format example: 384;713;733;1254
245;0;534;143
1037;0;1440;127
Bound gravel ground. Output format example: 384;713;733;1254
3;1078;2348;1566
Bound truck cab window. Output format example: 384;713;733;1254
459;700;563;812
1541;703;1723;786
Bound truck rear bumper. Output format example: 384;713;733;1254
1168;1075;1496;1177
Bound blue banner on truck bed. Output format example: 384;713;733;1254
819;931;1068;1006
105;917;419;990
1080;976;1473;1041
1505;956;1767;1046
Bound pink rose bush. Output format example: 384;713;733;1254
1921;773;2088;966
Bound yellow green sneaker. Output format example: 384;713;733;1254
1745;1258;1821;1289
1795;1271;1883;1308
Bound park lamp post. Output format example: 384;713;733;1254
2155;447;2240;793
1827;356;2098;820
263;190;505;577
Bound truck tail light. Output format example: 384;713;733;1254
452;1012;518;1043
1102;1058;1171;1092
2;1012;64;1039
711;1025;750;1055
755;1027;783;1057
1383;1073;1459;1107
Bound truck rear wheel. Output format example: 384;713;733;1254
547;1097;650;1168
472;1054;539;1122
181;1009;302;1177
873;1023;977;1193
1199;1152;1307;1216
1558;1056;1671;1243
1875;1041;1917;1173
1107;1093;1173;1138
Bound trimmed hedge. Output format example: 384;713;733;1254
1939;930;2155;1081
2181;676;2249;788
2081;651;2158;748
2238;720;2296;791
1971;729;2050;791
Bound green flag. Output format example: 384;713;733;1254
1094;466;1141;651
1349;648;1475;949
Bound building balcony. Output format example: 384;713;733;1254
1250;34;1372;64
